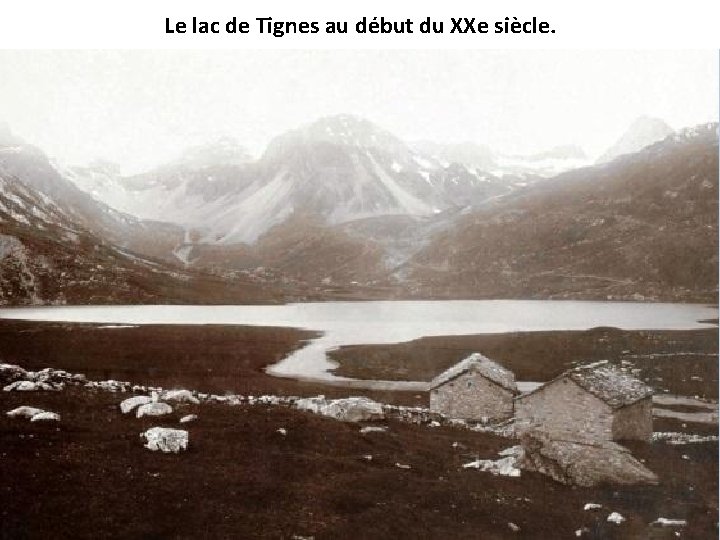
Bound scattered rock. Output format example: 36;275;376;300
30;411;60;422
277;428;287;436
607;512;625;524
359;426;387;434
179;414;198;424
508;522;520;532
0;363;26;383
162;389;200;404
3;380;53;392
583;503;603;511
120;395;152;414
463;456;521;477
395;462;411;469
519;431;658;487
141;427;189;453
463;446;522;477
6;406;45;418
295;396;384;422
137;402;173;418
652;518;687;527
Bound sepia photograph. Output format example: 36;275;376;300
0;49;717;538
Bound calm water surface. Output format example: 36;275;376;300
0;300;715;389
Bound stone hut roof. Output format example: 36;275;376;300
519;360;653;409
428;353;518;393
566;360;653;408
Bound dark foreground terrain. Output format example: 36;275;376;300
0;320;717;539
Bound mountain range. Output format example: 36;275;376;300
0;115;716;304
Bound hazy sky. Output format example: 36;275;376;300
0;50;717;173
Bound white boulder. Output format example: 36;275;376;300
30;411;60;422
359;426;387;434
0;363;26;382
141;427;189;453
295;396;384;423
136;402;173;418
324;397;384;422
120;395;152;414
607;512;625;524
652;518;687;527
3;380;52;392
463;456;521;477
463;446;523;477
294;395;327;414
179;414;198;424
7;406;45;418
161;390;199;404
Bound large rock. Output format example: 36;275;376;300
120;395;152;414
295;396;385;422
30;411;60;422
6;406;45;418
519;431;658;487
0;363;26;383
161;389;200;404
326;397;385;422
136;402;173;418
141;427;189;453
3;380;53;392
294;395;327;414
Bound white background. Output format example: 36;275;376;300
1;0;719;49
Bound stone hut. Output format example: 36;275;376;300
428;353;518;421
514;360;653;442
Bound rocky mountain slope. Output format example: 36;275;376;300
407;123;719;302
69;115;523;247
3;115;716;303
0;173;289;305
0;124;184;263
597;116;674;164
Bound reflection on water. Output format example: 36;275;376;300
0;300;715;389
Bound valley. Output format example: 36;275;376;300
1;114;715;305
0;49;717;540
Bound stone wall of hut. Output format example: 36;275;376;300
514;378;614;442
611;396;653;441
429;370;514;421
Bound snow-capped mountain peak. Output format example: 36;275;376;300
597;116;673;164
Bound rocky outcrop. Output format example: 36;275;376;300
6;406;60;422
3;380;54;391
136;402;173;418
463;446;523;477
120;395;152;414
294;396;385;422
518;431;658;487
6;406;45;419
29;411;60;422
161;389;200;404
141;427;188;453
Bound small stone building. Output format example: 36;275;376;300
428;353;518;421
514;360;653;442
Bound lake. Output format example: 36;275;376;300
0;300;716;390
